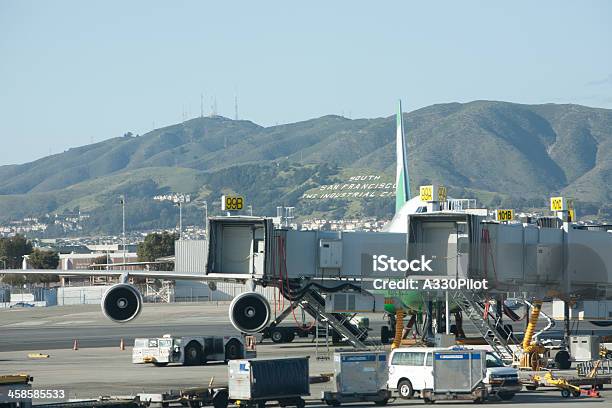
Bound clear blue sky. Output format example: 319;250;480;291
1;0;611;165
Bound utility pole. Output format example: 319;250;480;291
203;201;208;231
178;202;183;240
120;195;126;269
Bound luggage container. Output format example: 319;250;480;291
421;349;487;404
228;357;309;408
570;335;600;362
322;350;391;406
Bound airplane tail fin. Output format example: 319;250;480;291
395;100;411;213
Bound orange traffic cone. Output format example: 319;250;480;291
119;338;125;351
73;339;79;351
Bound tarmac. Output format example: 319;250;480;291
0;303;237;351
1;303;611;407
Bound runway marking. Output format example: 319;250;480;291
3;321;47;326
54;320;96;325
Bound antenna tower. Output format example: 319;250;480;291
234;95;239;120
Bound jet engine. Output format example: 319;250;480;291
101;283;143;323
229;291;271;334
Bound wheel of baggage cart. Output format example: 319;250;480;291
271;328;286;343
278;397;304;408
184;341;203;366
561;389;571;398
374;398;389;405
397;379;414;399
153;362;168;367
497;392;515;401
212;389;228;408
555;350;571;370
423;397;435;404
285;331;295;342
225;339;242;361
572;390;581;398
324;399;340;406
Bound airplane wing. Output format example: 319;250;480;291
0;269;248;282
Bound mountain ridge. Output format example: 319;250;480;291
1;100;611;234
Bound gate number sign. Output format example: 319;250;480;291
496;209;514;222
222;195;244;211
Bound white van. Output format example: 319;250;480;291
388;347;521;401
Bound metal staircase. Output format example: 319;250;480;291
452;291;518;363
145;279;173;303
314;315;331;360
299;290;371;349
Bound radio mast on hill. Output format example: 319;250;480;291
210;96;218;117
234;95;239;120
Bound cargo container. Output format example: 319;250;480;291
421;349;487;404
322;351;390;406
228;357;309;408
570;336;600;362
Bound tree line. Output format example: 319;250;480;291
0;232;179;286
0;235;59;285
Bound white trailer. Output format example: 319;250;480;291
133;334;251;367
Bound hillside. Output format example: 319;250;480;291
1;101;611;234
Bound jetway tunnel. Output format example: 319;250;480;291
201;215;612;301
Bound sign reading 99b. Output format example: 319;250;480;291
222;195;244;211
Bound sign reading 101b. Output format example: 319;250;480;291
496;209;514;222
222;195;244;211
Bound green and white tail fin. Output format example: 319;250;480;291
395;99;411;213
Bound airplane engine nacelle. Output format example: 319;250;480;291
101;283;143;323
229;291;271;334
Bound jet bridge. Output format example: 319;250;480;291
204;214;612;342
205;216;273;281
205;215;612;296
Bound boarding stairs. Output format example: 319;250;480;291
452;291;518;363
299;290;372;350
314;316;331;360
267;299;303;330
577;360;612;377
145;279;173;303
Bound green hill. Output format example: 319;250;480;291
1;101;611;235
